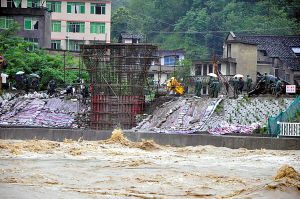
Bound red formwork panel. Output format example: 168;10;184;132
91;95;145;130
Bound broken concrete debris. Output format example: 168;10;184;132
208;121;259;135
0;92;90;128
0;91;294;134
134;96;294;135
134;96;219;134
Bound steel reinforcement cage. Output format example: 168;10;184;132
81;43;158;130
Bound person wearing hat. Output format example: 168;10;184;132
238;77;244;94
31;76;40;91
275;79;283;97
208;76;216;97
212;78;220;98
195;78;202;97
47;79;57;96
233;77;239;99
246;75;252;93
81;85;90;104
15;72;25;90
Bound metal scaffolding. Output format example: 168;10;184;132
81;43;158;130
82;43;158;96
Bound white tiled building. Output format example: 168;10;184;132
1;0;111;51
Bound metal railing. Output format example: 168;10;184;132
268;95;300;136
278;122;300;137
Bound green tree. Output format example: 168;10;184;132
110;0;300;59
0;24;84;89
111;6;144;42
174;59;192;86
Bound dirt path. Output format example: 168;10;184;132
0;139;299;199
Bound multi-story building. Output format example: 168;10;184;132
0;0;51;48
47;0;111;51
1;0;111;51
117;33;185;85
149;49;185;85
221;31;300;84
191;60;222;95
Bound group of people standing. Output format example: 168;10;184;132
47;78;90;104
194;72;285;98
194;74;253;98
231;75;253;98
15;72;40;92
258;73;283;96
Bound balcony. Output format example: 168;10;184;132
149;65;177;74
220;57;236;63
257;60;273;65
190;75;234;84
0;7;49;16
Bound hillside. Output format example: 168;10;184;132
111;0;300;59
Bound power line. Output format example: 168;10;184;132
146;27;297;34
132;12;176;27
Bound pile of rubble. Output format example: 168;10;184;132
205;96;294;135
134;96;221;134
134;96;295;135
0;92;90;128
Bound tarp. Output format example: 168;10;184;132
208;121;259;135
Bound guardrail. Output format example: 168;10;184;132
278;122;300;137
268;95;300;136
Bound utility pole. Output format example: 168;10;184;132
64;50;66;83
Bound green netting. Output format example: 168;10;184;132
268;95;300;136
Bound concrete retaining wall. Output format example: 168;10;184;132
0;128;299;150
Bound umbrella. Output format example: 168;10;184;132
30;73;40;78
207;73;218;77
16;71;25;75
234;74;244;78
1;73;9;77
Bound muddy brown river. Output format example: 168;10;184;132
0;136;299;199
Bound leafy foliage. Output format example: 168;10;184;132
0;24;86;89
174;59;192;85
111;0;300;59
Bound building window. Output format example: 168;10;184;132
51;40;61;50
90;22;105;34
286;74;290;82
89;40;105;44
52;21;61;32
209;64;213;73
164;56;178;66
24;18;38;30
203;64;207;76
90;3;106;15
46;1;61;12
27;0;41;8
202;86;207;95
24;38;38;51
0;16;15;29
218;64;222;72
68;40;84;51
260;50;267;56
227;44;231;58
7;0;22;8
67;2;85;14
67;22;85;33
195;64;202;76
292;47;300;57
274;68;279;78
226;63;231;75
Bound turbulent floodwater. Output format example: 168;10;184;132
0;137;300;199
